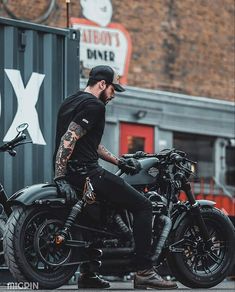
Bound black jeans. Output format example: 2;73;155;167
68;168;153;270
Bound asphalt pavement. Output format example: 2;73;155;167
0;279;234;292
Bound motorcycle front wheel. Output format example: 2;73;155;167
168;207;235;288
3;206;81;289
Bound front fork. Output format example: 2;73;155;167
183;182;210;241
0;184;12;217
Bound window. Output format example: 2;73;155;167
127;136;145;153
120;123;154;155
173;132;215;179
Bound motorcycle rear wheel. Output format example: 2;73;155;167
3;206;80;289
0;218;6;265
168;207;235;288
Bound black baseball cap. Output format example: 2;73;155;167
89;65;125;92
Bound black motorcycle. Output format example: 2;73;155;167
1;132;235;289
0;123;31;266
0;217;5;266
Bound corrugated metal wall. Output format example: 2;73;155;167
0;17;80;196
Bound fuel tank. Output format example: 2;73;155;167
121;157;159;186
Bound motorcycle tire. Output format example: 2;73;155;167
3;206;81;289
168;207;235;288
0;218;6;265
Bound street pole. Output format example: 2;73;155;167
66;0;70;28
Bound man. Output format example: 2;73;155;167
53;65;177;289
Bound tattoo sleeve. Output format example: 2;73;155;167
55;121;87;178
97;144;119;165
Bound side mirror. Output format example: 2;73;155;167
16;123;28;133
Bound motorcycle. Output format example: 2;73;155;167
0;217;5;266
0;123;31;266
1;132;235;289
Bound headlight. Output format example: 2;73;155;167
191;163;196;173
182;161;195;178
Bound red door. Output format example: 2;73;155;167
120;123;154;155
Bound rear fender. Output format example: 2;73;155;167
7;183;66;207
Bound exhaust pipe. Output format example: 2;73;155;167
100;247;134;258
82;247;134;261
83;248;135;273
89;258;138;273
84;248;103;259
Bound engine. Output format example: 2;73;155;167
144;191;167;214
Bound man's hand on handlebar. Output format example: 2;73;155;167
118;158;142;175
133;151;147;158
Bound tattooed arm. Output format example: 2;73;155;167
55;121;87;178
97;144;119;165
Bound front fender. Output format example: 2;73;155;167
7;183;63;206
172;199;216;231
196;199;216;207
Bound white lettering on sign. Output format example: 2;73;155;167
72;23;128;75
82;29;120;46
3;69;46;145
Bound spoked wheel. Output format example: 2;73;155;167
35;219;72;267
182;224;227;276
3;206;80;289
168;207;235;288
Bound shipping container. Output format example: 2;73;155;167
0;17;80;196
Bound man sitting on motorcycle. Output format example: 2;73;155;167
53;65;177;290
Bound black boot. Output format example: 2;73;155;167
77;272;110;289
134;268;178;289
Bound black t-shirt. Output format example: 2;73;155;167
53;91;105;165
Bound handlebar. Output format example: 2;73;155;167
122;153;157;159
122;149;176;160
8;134;26;147
0;134;26;152
122;149;196;165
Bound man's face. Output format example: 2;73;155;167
99;84;115;105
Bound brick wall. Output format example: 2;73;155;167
0;0;234;101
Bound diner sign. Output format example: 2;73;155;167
71;18;132;84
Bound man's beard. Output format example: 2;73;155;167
99;89;108;105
